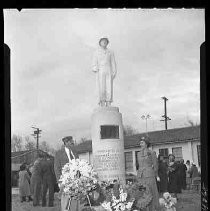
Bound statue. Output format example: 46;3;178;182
92;37;117;106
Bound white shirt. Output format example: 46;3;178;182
65;147;75;162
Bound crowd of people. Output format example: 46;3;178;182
17;135;201;211
156;153;201;197
18;153;58;207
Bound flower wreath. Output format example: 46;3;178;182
59;159;98;201
126;182;153;210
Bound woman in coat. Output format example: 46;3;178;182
18;164;31;202
136;136;159;211
178;159;187;190
167;154;180;198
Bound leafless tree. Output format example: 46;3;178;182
24;136;36;150
39;141;50;153
39;141;56;156
80;137;88;143
123;125;137;136
11;134;23;152
187;119;200;127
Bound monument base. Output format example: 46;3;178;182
91;106;125;183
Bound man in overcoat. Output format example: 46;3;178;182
54;136;79;211
41;155;56;207
30;153;44;206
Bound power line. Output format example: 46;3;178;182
160;96;171;130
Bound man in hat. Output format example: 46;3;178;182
92;37;117;106
54;136;79;211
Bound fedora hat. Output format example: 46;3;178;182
62;136;73;143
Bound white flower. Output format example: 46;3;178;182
101;201;112;211
115;203;126;211
159;198;165;205
119;192;127;202
163;192;171;200
125;201;134;209
171;197;177;204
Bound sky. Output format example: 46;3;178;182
4;9;204;148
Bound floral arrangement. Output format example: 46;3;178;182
159;192;177;211
125;181;153;210
101;185;135;211
59;159;98;201
95;180;152;211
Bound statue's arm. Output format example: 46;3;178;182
92;52;99;73
111;51;117;78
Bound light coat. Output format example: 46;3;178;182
19;170;31;197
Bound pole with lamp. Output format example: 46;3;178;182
141;114;151;135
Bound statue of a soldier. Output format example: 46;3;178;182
92;38;117;106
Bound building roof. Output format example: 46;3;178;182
74;125;200;153
11;149;53;159
74;141;92;154
124;125;200;149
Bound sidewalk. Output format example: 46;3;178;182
176;190;201;211
12;188;201;211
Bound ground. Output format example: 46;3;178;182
12;188;201;211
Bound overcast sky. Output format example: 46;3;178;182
4;9;204;147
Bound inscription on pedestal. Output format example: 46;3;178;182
94;148;124;180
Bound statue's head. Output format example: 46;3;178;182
99;37;109;48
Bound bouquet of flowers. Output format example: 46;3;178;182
101;185;135;211
159;192;177;211
59;159;98;202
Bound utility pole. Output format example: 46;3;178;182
31;127;42;150
160;96;171;130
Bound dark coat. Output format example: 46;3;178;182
40;158;56;206
178;163;187;190
158;161;168;193
41;159;56;182
189;165;199;178
54;147;79;182
168;161;180;194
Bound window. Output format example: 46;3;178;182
197;145;201;166
159;148;169;158
172;147;183;161
125;152;133;172
100;125;119;139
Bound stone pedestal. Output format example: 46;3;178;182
91;106;125;183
